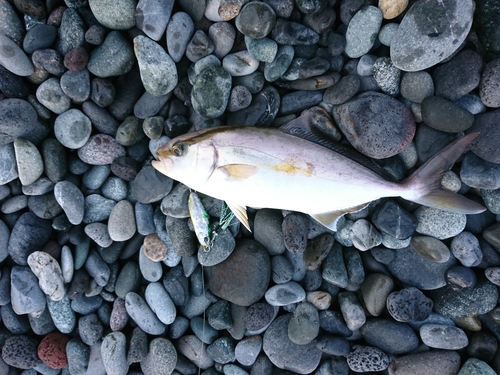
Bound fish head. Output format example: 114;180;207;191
152;131;218;188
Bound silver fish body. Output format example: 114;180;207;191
152;115;485;231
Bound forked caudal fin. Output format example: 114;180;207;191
401;132;486;214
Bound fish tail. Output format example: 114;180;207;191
400;132;486;214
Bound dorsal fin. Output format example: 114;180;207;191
280;113;389;179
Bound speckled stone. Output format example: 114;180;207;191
134;35;178;96
346;345;389;373
141;338;177;375
2;335;42;369
37;332;69;369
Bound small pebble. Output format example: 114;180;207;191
141;338;177;375
420;323;469;350
166;12;194;62
387;287;433;322
125;292;165;335
0;34;34;76
27;251;65;302
36;77;71;114
37;332;70;369
346;345;389;373
101;331;129;375
14;138;44;186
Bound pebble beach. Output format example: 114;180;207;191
1;0;500;374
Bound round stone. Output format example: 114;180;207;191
35;77;71;114
206;239;271;306
54;181;85;225
141;338;177;375
87;31;135;78
422;95;474;133
387;287;433;322
101;332;129;375
235;2;276;39
415;206;467;240
419;324;468;350
345;6;383;58
360;319;419;355
166;11;194;62
410;236;451;263
2;335;42;369
346;346;389;373
13;138;44;186
78;134;126;165
37;332;70;369
288;302;319;345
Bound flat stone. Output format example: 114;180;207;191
420;323;468;350
390;0;474;71
422;95;475;133
206;239;271;306
235;2;276;39
191;64;232;118
415;206;467;240
166;11;194;62
346;345;389;373
10;266;46;315
0;34;34;76
125;292;165;335
388;350;461;375
360;319;418;355
141;338;177;375
36;77;71;114
101;332;129;375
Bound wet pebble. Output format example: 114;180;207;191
387;287;433;322
411;236;451;263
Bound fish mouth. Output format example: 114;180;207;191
152;158;173;176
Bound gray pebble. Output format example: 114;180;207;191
338;291;366;331
420;323;468;350
345;6;383;58
264;44;294;82
373;56;401;96
10;266;46;315
288;302;319;345
349;218;382;251
378;22;398;46
265;281;305;306
434;49;482;101
115;261;141;298
450;231;482;267
271;255;294;284
254;209;285;255
8;212;52;266
0;34;34;76
14;138;44;186
209;21;235;59
23;24;57;54
346;345;389;373
422;95;474;133
54;181;84;225
245;36;278;63
356;54;377;76
191;64;231;118
40;138;67;183
0;0;25;45
271;19;319;45
36;77;71;114
135;0;174;41
78;134;126;165
1;195;28;214
85;223;113;248
83;194;115;224
101;331;129;375
90;77;116;107
85;251;110;287
31;49;65;76
66;338;90;375
415;206;467;240
0;143;18;185
388;350;461;375
186;30;214;62
458;358;496;375
141;338;177;375
190;316;218;344
480;58;500;108
234;335;262;366
139;245;162;282
145;282;176;325
391;0;473;71
400;71;434;103
235;2;276;39
177;335;214;369
360;318;418;355
454;93;486;115
126;291;166;335
134;35;178;96
166;11;194;62
387;287;433;322
207;337;236;364
89;0;135;29
262;314;322;374
79;313;103;346
482;189;500;214
227;85;252;112
88;31;135;77
29;307;56;335
46;295;76;334
322;243;348;288
2;303;30;334
27;251;65;302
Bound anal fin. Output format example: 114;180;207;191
311;203;369;231
226;201;251;232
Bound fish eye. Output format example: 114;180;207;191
171;142;187;157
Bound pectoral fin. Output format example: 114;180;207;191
226;201;251;232
311;203;369;231
219;164;258;180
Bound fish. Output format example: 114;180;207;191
152;113;486;232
